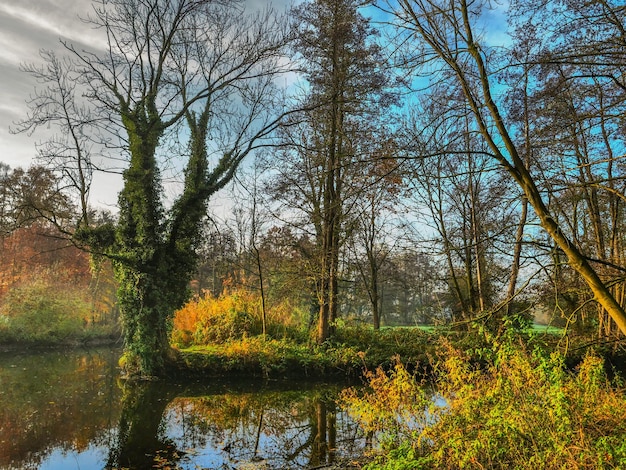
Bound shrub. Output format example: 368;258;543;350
333;326;430;366
340;358;431;449
342;339;626;469
171;287;305;347
0;280;92;343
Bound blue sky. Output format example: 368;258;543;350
0;0;512;210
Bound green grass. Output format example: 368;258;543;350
0;281;119;345
173;325;434;378
529;323;565;335
171;323;570;379
175;337;363;378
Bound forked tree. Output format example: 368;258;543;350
16;0;292;377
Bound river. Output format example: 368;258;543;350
0;347;370;470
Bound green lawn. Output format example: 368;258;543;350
529;323;564;335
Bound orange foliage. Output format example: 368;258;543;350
172;286;304;347
0;223;91;297
172;295;203;335
172;287;259;346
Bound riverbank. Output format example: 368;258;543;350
3;324;622;382
0;332;122;354
169;325;626;389
171;326;437;380
340;338;626;470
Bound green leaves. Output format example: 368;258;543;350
347;338;626;469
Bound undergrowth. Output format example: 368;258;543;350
0;280;118;344
341;338;626;469
171;287;306;347
176;335;365;377
170;288;433;377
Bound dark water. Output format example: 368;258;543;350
0;347;368;470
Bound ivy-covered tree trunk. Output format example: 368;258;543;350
115;256;183;377
114;108;218;377
114;122;171;376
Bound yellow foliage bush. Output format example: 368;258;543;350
342;339;626;469
171;287;304;347
340;357;430;444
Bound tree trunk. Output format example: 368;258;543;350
519;174;626;334
115;262;179;378
317;283;330;344
474;57;626;336
505;196;528;320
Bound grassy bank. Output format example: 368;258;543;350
172;326;436;379
168;289;442;378
171;310;626;469
168;326;573;381
0;281;120;347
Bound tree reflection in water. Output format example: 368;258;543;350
0;349;367;469
106;381;181;469
125;384;363;469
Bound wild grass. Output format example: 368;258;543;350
175;335;367;377
0;280;118;344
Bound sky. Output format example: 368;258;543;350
0;0;510;210
0;0;292;210
0;0;124;207
0;0;99;166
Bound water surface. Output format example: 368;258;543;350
0;347;367;469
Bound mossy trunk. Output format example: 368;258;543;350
115;262;180;377
115;106;217;378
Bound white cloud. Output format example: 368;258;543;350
0;128;36;167
0;1;104;54
0;1;104;172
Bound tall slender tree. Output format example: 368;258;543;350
278;0;395;343
350;135;402;329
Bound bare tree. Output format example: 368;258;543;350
508;0;626;334
349;136;403;329
272;0;396;343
